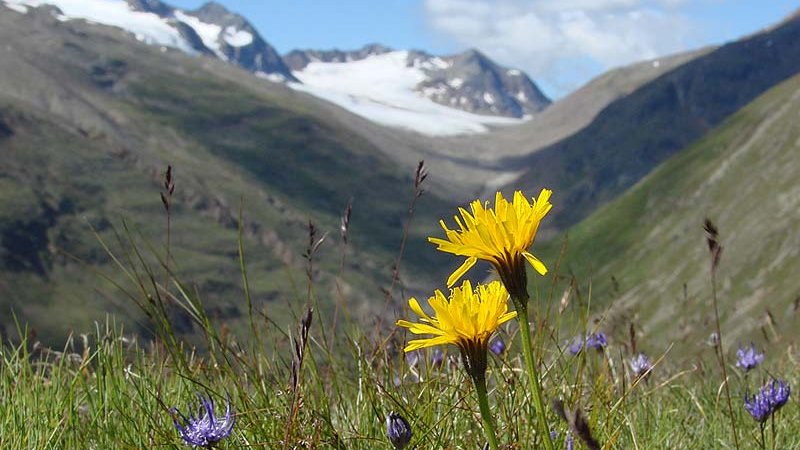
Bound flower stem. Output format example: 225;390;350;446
474;372;501;450
515;304;555;450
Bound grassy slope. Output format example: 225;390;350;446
0;9;453;344
541;72;800;358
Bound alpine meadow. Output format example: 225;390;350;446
1;1;798;449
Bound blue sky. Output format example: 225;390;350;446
168;0;799;98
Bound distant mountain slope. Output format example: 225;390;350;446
0;6;452;343
511;12;800;233
545;71;800;357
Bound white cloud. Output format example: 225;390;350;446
424;0;696;97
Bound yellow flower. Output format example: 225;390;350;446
396;280;516;357
429;189;553;297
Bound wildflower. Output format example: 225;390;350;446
171;393;235;447
629;353;652;379
386;411;413;449
428;190;553;301
765;379;790;411
397;280;515;449
567;336;584;355
744;379;791;423
744;389;773;423
489;337;506;356
735;343;764;372
585;332;607;351
431;348;444;368
397;280;516;378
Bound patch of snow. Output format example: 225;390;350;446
174;10;225;59
483;92;494;104
515;91;527;102
448;77;464;89
4;0;195;53
2;1;28;13
223;26;252;47
507;69;521;76
255;71;286;83
652;60;660;68
415;56;450;71
420;85;447;98
290;51;523;136
429;57;450;69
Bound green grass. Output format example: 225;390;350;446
1;233;798;450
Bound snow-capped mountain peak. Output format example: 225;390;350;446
2;0;295;80
289;50;536;136
287;45;550;120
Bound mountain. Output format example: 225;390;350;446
2;0;297;80
168;1;297;81
1;0;550;136
0;4;455;344
286;45;551;118
508;12;800;234
545;70;800;357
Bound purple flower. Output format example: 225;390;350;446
586;332;608;351
745;389;773;423
489;337;506;355
629;353;652;379
735;344;764;372
744;379;791;422
171;393;235;447
566;432;574;450
567;335;584;355
386;411;412;449
431;348;444;368
765;379;790;411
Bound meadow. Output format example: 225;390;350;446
0;170;796;450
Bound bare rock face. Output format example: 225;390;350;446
124;0;297;81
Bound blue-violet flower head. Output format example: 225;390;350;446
431;348;444;367
586;332;608;351
567;335;584;355
171;393;235;447
386;411;412;449
744;389;773;423
629;353;652;379
735;343;764;372
490;337;506;355
766;379;790;411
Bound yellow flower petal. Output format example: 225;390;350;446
523;251;548;275
446;256;477;287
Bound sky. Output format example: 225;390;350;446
167;0;800;98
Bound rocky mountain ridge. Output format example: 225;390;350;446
286;44;551;117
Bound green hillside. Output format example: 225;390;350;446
544;71;800;358
512;13;800;233
0;9;452;344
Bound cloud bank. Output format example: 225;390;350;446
424;0;696;97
